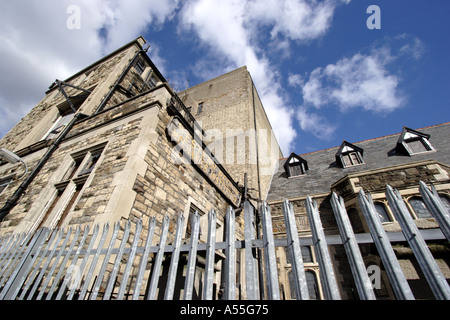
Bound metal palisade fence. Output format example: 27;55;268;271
0;182;449;300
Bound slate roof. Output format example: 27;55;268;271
266;122;450;202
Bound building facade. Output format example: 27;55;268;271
267;123;450;299
0;37;448;300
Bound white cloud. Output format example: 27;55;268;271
296;36;425;139
180;0;297;154
0;0;350;155
0;0;179;137
245;0;342;42
287;73;305;88
302;47;406;113
179;0;349;154
296;107;336;140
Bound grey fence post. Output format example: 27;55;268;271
27;229;65;300
183;210;200;300
305;196;341;300
103;220;131;300
55;226;89;300
36;227;73;300
147;216;169;300
0;228;49;300
67;224;101;300
386;185;450;300
55;225;92;300
164;215;184;300
203;209;217;300
0;233;28;286
260;202;280;300
90;222;121;300
46;226;83;300
133;217;156;300
79;222;111;300
419;181;450;241
118;219;143;300
19;229;60;300
224;206;236;300
331;193;376;300
358;189;415;300
282;199;309;300
0;234;18;272
244;200;259;300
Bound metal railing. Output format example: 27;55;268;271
0;182;448;300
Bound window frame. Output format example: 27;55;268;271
373;201;393;223
37;143;106;230
404;137;434;155
284;153;308;178
335;141;365;169
41;90;91;141
134;58;147;75
396;127;435;156
407;196;433;219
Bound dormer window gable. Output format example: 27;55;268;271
284;153;308;178
335;141;364;168
396;127;434;156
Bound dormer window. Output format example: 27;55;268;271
336;141;364;168
284;153;308;178
396;127;434;156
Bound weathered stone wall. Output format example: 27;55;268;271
178;67;281;202
354;163;447;193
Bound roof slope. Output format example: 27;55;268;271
266;122;450;201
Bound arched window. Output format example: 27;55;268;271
409;196;432;219
374;202;391;223
306;271;319;300
288;270;320;300
301;246;313;263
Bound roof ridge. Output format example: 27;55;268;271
279;121;450;160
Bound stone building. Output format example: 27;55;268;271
0;37;448;300
267;122;450;299
0;37;280;299
0;37;250;234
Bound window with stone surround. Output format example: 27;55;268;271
185;203;205;240
374;201;392;223
408;196;432;219
284;153;308;178
42;92;90;141
37;144;105;230
335;141;364;168
134;58;146;75
133;57;160;90
288;269;320;300
196;102;204;115
396;127;434;156
285;245;321;300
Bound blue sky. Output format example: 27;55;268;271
0;0;448;156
